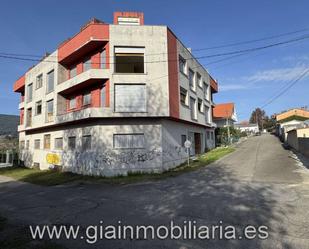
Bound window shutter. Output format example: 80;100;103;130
115;84;146;112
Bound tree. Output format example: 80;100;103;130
249;108;266;130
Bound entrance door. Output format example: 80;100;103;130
194;133;201;155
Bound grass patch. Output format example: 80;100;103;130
0;147;235;186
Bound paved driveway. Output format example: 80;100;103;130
0;134;309;248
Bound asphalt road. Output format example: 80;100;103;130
0;134;309;249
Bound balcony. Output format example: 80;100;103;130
18;101;25;109
13;75;25;93
210;75;218;93
58;20;109;66
55;108;112;124
57;69;109;94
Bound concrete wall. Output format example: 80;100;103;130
299;138;309;158
287;130;299;150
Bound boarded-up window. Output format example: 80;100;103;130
68;136;76;150
82;135;91;151
34;139;40;149
115;84;146;112
113;134;145;149
54;138;63;150
47;70;54;93
44;134;51;149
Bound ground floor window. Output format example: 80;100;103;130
82;135;91;150
34;139;40;149
113;134;145;149
44;134;51;149
54;138;63;150
68;136;76;150
181;134;187;147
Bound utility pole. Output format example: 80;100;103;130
226;111;231;144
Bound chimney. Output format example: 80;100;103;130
113;12;144;25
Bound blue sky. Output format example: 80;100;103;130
1;0;309;121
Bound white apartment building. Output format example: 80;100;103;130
14;12;219;176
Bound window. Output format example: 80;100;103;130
34;139;40;149
70;66;77;78
210;132;214;140
101;49;106;69
196;73;202;88
20;140;25;150
26;140;29;149
36;74;43;89
35;101;42;115
44;134;51;149
198;98;203;112
26;108;32;127
101;85;106;107
113;134;145;149
46;70;54;93
46;99;54;122
180;87;188;106
83;92;91;106
54;138;63;150
27;83;33;102
179;55;187;75
68;136;76;150
205;105;210;123
115;84;146;112
204;82;209;100
115;47;144;73
181;135;187;147
206;131;210;140
190;97;197;120
69;98;76;109
189;69;195;91
82;135;91;150
83;57;91;71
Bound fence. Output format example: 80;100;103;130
0;150;18;167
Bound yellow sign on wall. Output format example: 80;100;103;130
46;153;61;165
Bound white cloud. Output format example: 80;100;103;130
245;65;309;82
219;84;250;91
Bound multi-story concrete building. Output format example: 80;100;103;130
14;12;218;176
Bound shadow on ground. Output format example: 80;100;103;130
0;161;298;249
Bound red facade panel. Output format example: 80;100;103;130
167;29;179;119
13;75;25;92
58;23;109;65
113;12;144;25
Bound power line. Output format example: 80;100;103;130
1;27;309;60
260;67;309;108
1;33;309;67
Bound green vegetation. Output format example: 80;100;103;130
0;214;66;249
0;114;19;137
216;127;246;146
0;147;235;186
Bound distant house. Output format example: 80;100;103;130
213;103;238;128
276;108;309;142
276;108;309;123
235;122;259;134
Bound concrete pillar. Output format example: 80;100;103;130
6;150;10;164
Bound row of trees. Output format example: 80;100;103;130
249;108;276;131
